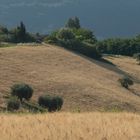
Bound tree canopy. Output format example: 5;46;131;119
65;17;81;29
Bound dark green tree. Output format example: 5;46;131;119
11;83;33;102
1;27;8;35
38;95;63;112
10;21;27;43
17;21;27;42
96;38;140;56
65;17;81;29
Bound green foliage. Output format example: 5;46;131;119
65;17;81;29
118;77;134;89
10;22;28;43
73;28;97;43
11;83;33;102
59;40;101;59
0;26;8;34
44;17;101;59
17;22;26;42
44;28;101;59
0;26;9;42
38;95;63;112
7;96;20;111
0;22;41;43
96;38;140;56
57;28;75;41
44;30;59;44
0;34;9;42
45;35;58;44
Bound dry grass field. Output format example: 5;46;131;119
0;112;140;140
0;44;140;112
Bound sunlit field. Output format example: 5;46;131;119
0;112;140;140
0;45;140;112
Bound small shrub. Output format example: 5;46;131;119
7;96;20;111
38;95;63;112
118;77;134;89
11;83;33;102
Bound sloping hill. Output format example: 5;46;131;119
0;45;140;112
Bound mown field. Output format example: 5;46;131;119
0;112;140;140
0;44;140;112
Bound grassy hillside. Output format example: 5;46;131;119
0;45;140;112
0;112;140;140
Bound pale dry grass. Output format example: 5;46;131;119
105;55;140;78
0;45;140;111
0;112;140;140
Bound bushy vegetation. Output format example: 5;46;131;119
38;95;63;112
45;17;101;59
11;83;33;102
0;22;45;43
0;17;140;57
44;17;140;58
96;37;140;56
5;83;64;113
118;77;134;89
7;96;20;111
73;28;97;43
57;28;75;41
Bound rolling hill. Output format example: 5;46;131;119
0;44;140;112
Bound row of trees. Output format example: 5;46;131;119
96;37;140;56
46;17;97;44
0;22;45;43
0;17;140;57
45;17;101;59
45;17;140;58
7;83;63;112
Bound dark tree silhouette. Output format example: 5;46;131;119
66;17;81;29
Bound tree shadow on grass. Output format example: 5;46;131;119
89;56;140;84
51;44;140;83
72;51;140;84
128;88;140;98
72;50;129;76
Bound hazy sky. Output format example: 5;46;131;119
0;0;140;39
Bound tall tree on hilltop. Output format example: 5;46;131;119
65;17;81;29
17;21;27;42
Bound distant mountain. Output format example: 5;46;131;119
0;0;140;39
